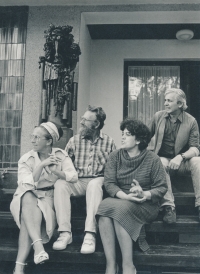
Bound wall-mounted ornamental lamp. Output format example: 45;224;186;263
176;29;194;41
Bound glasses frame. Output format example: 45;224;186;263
80;116;97;123
30;134;48;142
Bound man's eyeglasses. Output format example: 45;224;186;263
30;134;47;142
80;116;96;123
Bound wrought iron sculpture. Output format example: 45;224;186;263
39;24;81;127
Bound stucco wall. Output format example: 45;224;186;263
20;4;200;154
21;6;82;154
77;13;92;129
90;39;200;147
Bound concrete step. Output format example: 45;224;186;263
0;211;199;232
1;239;200;270
1;212;200;245
0;188;196;205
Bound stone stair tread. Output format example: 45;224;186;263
0;211;199;233
1;188;15;195
0;189;196;208
146;215;200;233
1;239;200;268
0;188;196;196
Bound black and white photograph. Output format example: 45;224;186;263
0;0;200;273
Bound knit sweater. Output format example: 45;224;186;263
104;149;167;204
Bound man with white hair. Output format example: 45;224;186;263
149;88;200;224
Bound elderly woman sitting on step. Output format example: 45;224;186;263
10;122;78;274
97;118;167;274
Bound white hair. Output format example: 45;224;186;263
165;88;188;111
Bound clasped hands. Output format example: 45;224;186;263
42;154;62;173
127;179;147;203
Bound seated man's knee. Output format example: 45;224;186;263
189;157;200;167
87;178;103;192
54;179;70;193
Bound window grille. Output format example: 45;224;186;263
0;7;28;168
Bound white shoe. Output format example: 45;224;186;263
80;234;96;254
34;250;49;264
52;232;72;250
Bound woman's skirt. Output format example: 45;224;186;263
97;197;159;250
10;187;56;244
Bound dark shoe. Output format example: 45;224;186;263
163;206;176;224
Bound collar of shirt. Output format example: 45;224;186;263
31;148;63;179
164;111;183;123
81;131;103;143
31;147;63;159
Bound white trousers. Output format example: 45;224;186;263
54;177;104;233
160;157;200;208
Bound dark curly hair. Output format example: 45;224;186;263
120;118;151;150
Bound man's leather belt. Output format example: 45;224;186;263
37;185;54;191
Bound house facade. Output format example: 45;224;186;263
1;0;200;168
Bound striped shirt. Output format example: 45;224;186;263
65;131;116;178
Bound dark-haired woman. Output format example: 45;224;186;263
10;122;78;274
97;118;167;274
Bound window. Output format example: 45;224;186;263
0;7;28;168
127;66;180;125
124;61;200;128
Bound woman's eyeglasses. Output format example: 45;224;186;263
30;134;47;142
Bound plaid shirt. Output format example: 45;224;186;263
65;132;116;178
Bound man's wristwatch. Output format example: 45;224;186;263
180;153;186;161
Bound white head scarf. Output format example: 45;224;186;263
40;122;60;143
